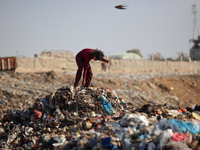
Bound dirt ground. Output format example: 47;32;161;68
142;74;200;107
45;71;200;108
1;70;200;149
91;73;200;108
1;71;200;111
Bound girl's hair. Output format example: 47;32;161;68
91;49;104;60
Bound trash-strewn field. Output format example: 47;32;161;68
0;71;200;149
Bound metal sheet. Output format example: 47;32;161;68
0;57;16;71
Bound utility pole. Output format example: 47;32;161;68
192;4;199;39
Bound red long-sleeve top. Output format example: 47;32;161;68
75;48;94;79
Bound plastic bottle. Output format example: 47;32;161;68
112;90;118;99
100;96;114;115
99;95;107;102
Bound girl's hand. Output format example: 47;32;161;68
104;59;109;63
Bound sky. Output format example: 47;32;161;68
0;0;200;59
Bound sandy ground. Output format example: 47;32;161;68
91;72;200;108
1;69;199;116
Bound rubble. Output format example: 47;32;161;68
0;71;200;149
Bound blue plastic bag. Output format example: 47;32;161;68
100;96;114;115
102;137;120;150
168;119;200;135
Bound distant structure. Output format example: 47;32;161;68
37;49;74;59
109;52;142;60
190;36;200;61
190;5;200;61
0;57;16;71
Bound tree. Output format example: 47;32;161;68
148;52;164;61
176;52;189;61
126;49;143;58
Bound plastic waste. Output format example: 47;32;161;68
102;137;113;148
25;127;33;136
192;111;200;121
165;140;190;150
3;72;200;149
168;109;182;115
153;118;182;133
34;110;42;118
173;132;188;142
110;122;138;150
119;113;149;129
7;134;17;144
138;134;151;150
147;142;156;150
157;129;173;150
100;96;114;115
112;90;118;99
168;119;200;135
120;99;129;109
53;134;66;143
40;98;49;106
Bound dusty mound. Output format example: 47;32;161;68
0;71;200;149
91;73;200;107
0;71;199;116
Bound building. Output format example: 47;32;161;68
190;36;200;61
37;49;74;59
109;52;142;60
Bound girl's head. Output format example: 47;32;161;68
91;49;104;60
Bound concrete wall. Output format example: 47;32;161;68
16;57;200;73
38;51;74;59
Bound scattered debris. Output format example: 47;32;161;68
0;71;200;149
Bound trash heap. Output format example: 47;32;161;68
0;86;200;150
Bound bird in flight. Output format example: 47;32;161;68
115;5;127;10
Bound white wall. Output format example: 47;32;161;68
16;57;200;73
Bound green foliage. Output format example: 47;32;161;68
126;49;143;58
176;52;189;61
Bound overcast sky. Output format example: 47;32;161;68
0;0;200;59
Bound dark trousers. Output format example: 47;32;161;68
74;59;93;87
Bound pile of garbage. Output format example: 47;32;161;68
0;85;200;150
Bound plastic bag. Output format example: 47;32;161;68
100;96;114;115
153;118;182;133
168;119;200;135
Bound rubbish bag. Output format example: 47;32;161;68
168;119;200;135
157;129;173;150
153;118;182;133
119;113;149;129
110;122;138;150
165;140;190;150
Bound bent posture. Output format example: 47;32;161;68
74;48;109;87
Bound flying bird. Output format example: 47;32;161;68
115;5;127;10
